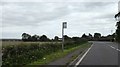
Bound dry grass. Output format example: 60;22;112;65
2;41;61;47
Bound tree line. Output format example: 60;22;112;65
22;33;115;42
81;33;115;41
22;33;50;41
115;12;120;43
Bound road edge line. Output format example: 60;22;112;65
68;47;87;65
74;44;93;66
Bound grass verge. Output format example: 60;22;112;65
28;42;91;65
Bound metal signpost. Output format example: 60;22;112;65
62;22;67;52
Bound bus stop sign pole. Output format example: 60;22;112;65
62;22;67;52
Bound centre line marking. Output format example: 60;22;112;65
110;46;120;52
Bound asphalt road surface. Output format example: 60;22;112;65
79;41;119;66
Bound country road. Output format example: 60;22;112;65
77;41;119;66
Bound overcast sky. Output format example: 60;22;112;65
0;0;119;39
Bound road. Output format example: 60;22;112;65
77;41;119;66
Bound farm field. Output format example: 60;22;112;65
2;41;61;47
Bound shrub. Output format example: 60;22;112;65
2;39;87;66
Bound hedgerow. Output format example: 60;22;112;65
2;40;87;66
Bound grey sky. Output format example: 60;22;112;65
1;0;119;39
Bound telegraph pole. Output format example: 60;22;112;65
62;22;67;52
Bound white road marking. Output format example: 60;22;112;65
110;46;120;52
75;44;93;67
111;46;115;49
116;49;120;51
116;49;119;51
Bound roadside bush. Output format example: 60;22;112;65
64;38;87;49
2;40;87;66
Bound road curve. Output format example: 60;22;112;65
79;41;119;66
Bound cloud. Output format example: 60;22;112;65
2;2;116;26
2;3;71;27
1;2;118;38
1;0;119;2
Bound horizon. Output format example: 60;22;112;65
0;32;115;39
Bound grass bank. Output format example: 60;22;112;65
29;42;91;65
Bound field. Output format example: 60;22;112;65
1;40;88;66
2;41;61;47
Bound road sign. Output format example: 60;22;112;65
63;22;67;29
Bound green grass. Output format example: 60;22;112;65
2;41;90;66
2;41;62;65
29;42;91;65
